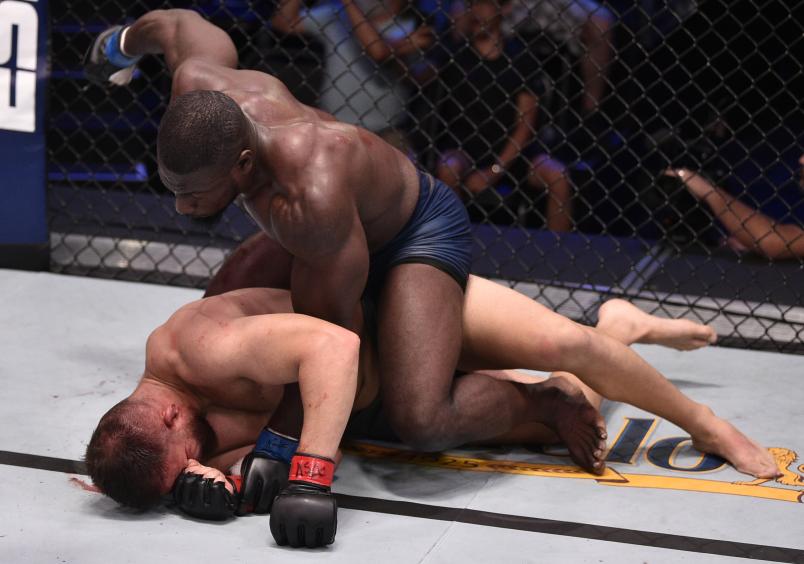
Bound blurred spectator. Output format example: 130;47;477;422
503;0;615;125
271;0;434;145
664;152;804;259
433;0;574;231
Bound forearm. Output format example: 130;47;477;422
498;96;538;168
701;186;799;257
498;122;535;168
342;0;392;62
293;291;364;334
271;0;305;34
296;330;360;459
290;250;368;333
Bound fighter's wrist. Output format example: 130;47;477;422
105;26;141;68
254;427;299;464
288;453;335;489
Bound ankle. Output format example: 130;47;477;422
688;403;718;441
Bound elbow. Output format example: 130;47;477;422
140;8;198;27
366;43;393;63
335;326;361;359
135;9;200;43
315;325;361;361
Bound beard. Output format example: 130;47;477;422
189;414;218;460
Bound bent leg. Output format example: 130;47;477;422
457;277;779;478
377;264;540;451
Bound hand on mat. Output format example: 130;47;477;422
270;453;337;548
236;452;289;515
173;459;240;520
184;459;234;493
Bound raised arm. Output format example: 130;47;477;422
122;9;238;73
84;9;238;88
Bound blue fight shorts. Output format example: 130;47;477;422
348;172;471;441
365;170;472;297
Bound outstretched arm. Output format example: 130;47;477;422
667;169;804;259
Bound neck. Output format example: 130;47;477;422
134;373;205;414
243;118;273;195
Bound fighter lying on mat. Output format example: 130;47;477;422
86;274;780;546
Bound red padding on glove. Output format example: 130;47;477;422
226;474;242;493
288;454;335;488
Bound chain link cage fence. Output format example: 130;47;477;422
48;0;803;352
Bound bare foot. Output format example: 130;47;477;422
598;299;717;351
528;375;608;474
691;411;781;479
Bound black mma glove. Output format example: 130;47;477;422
236;427;299;515
173;472;241;521
270;453;337;548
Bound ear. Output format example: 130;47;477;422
235;149;253;176
163;403;180;428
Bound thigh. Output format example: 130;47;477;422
376;263;465;410
458;276;588;372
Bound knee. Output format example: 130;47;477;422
385;405;448;452
530;155;569;191
544;323;593;370
437;151;469;186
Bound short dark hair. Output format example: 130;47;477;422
85;399;167;510
157;90;248;175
